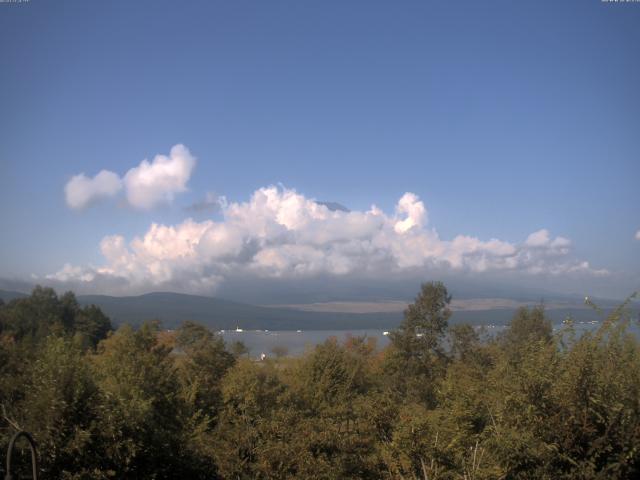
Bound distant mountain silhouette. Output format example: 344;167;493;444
70;291;401;330
1;289;624;331
316;201;350;212
0;289;27;302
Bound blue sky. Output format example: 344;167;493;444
1;0;638;299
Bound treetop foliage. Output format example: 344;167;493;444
1;284;640;479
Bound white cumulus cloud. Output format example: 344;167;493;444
64;170;123;209
394;192;427;234
49;186;607;294
64;144;196;210
124;144;196;209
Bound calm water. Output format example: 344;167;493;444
221;329;391;357
221;321;640;358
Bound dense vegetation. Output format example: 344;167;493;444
1;284;639;479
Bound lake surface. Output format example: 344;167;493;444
221;320;640;358
221;329;390;357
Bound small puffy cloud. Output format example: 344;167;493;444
525;229;551;247
124;144;196;209
394;192;427;233
64;144;195;210
636;230;640;241
64;170;122;209
525;229;571;255
50;186;606;295
46;263;96;283
525;229;570;249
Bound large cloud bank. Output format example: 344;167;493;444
64;144;195;210
49;187;607;294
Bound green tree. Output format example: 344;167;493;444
174;321;235;475
91;321;190;478
11;337;104;479
0;286;63;341
500;305;552;360
214;359;286;479
230;339;250;359
0;287;111;347
384;281;452;405
73;304;112;348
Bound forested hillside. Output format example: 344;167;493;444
1;284;639;479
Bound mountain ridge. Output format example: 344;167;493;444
2;288;628;331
